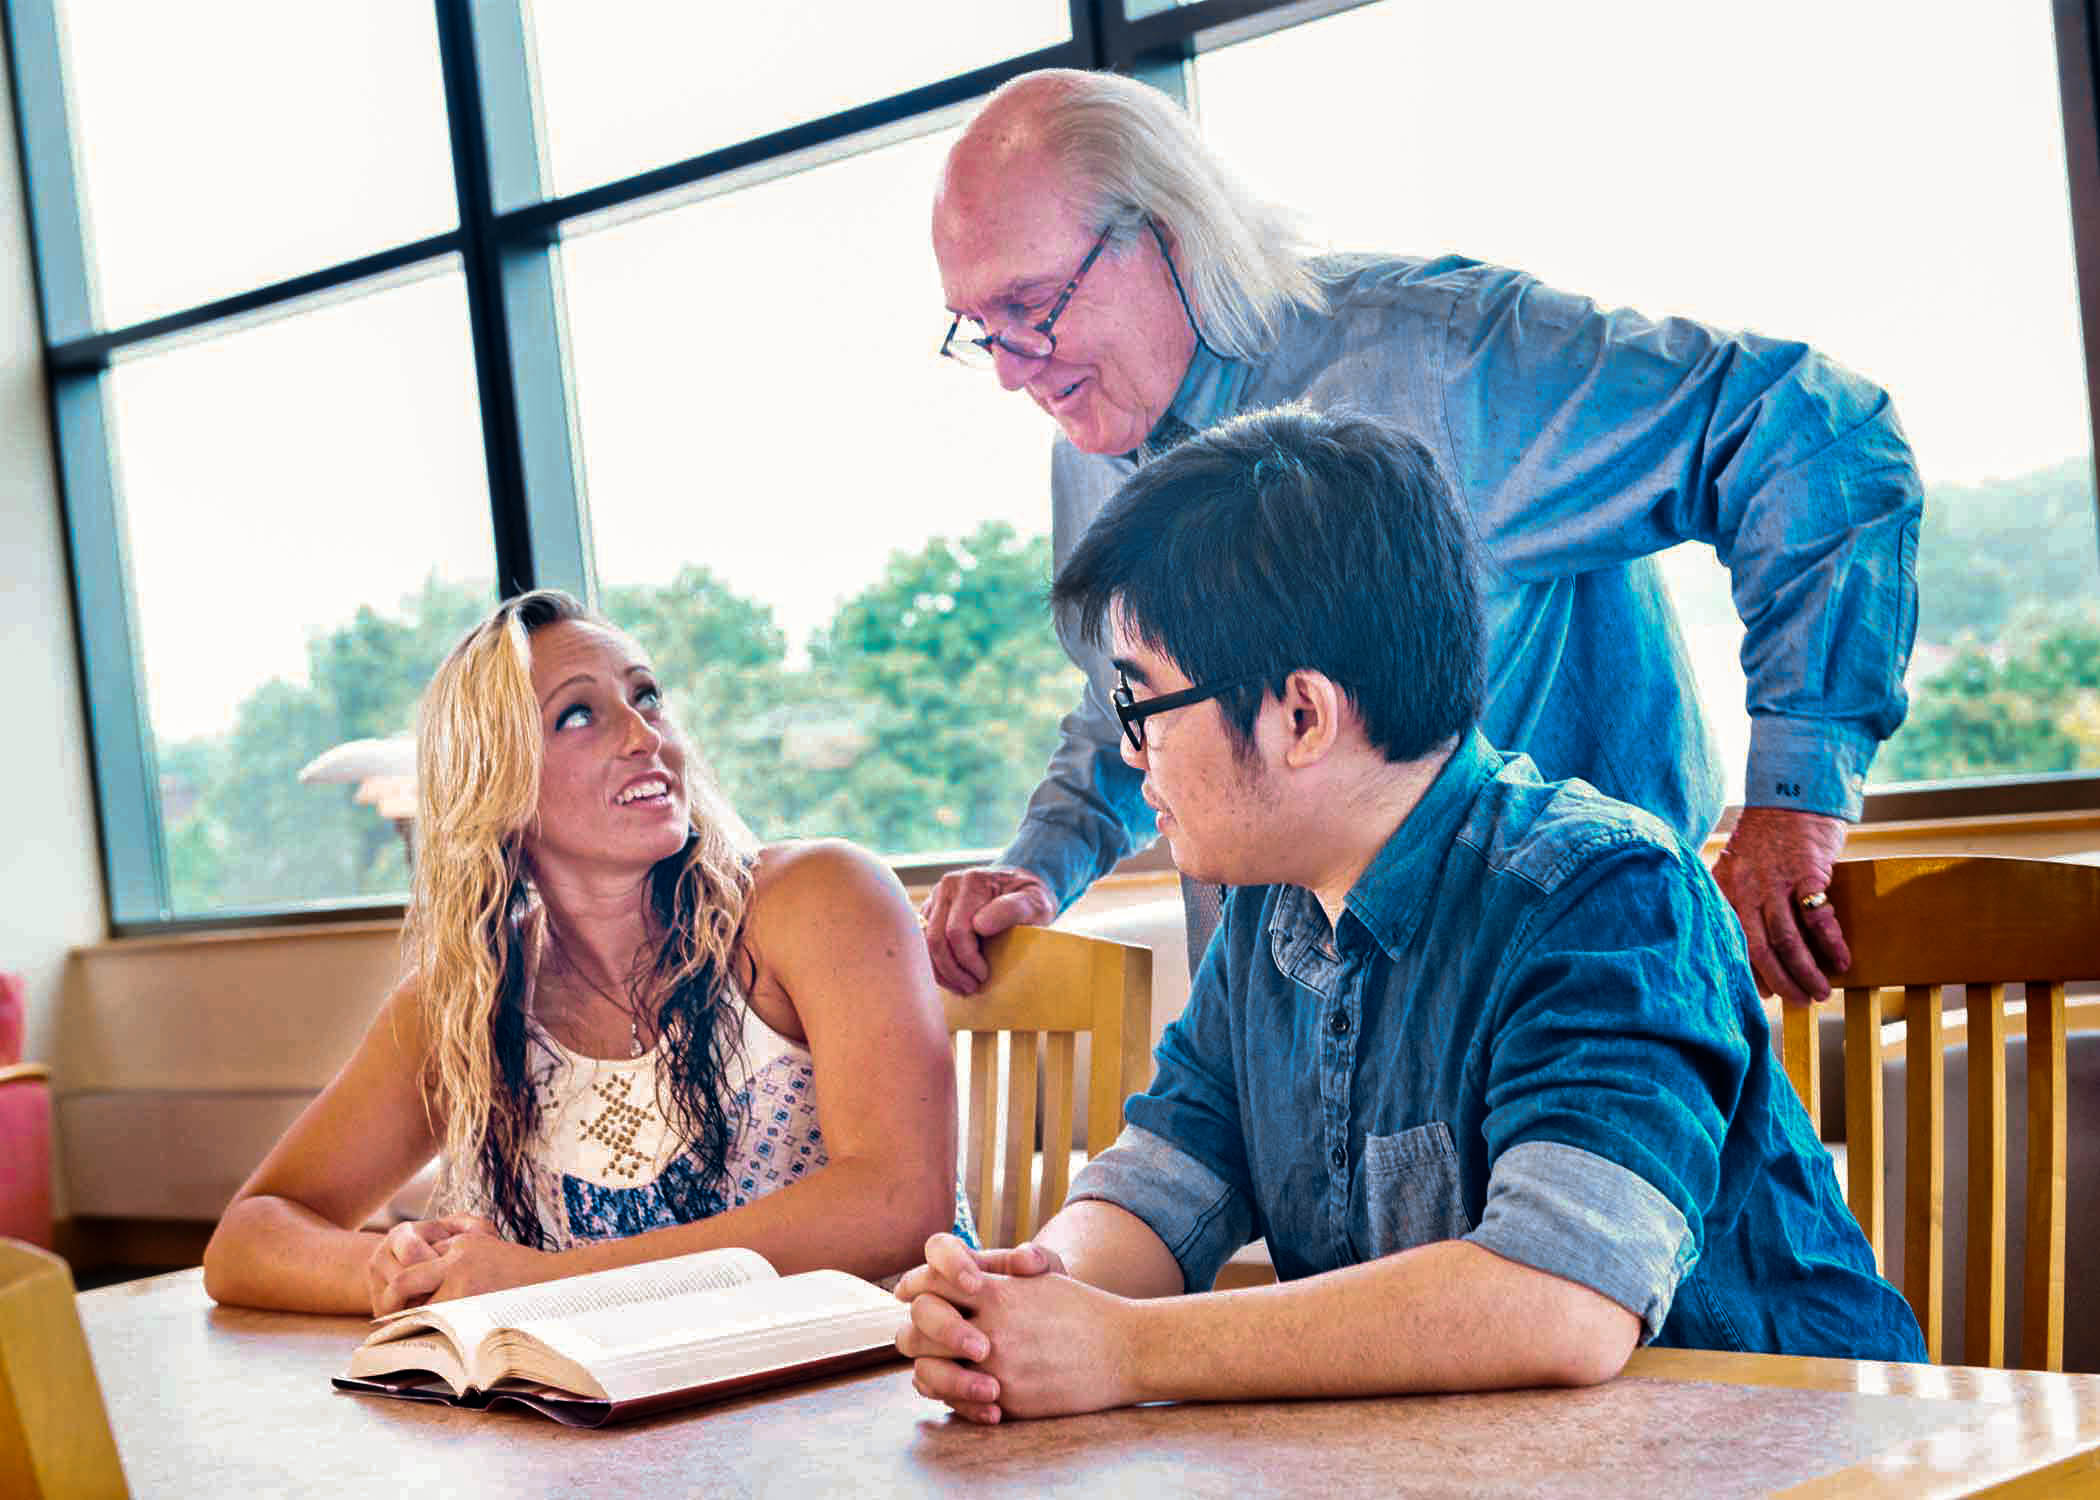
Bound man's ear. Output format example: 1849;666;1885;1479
1277;669;1346;768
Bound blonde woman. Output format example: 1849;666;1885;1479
203;590;967;1314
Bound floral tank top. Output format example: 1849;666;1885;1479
435;990;975;1253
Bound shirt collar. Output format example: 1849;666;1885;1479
1167;337;1248;432
1127;340;1251;460
1266;728;1499;963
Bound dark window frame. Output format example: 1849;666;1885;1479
5;0;2097;933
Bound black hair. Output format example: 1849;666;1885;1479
1050;403;1484;763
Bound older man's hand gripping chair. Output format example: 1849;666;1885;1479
0;974;54;1250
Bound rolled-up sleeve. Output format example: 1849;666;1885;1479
1067;1124;1255;1294
1439;266;1922;821
1466;1140;1695;1340
1066;930;1257;1291
1476;839;1759;1332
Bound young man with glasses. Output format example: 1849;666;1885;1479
921;67;1921;1013
894;405;1924;1423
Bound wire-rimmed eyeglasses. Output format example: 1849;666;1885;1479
939;222;1117;369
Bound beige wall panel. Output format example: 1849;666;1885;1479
60;922;402;1093
59;1089;312;1220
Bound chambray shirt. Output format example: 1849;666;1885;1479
1070;731;1926;1360
1002;253;1922;910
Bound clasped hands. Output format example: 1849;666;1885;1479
895;1232;1137;1424
365;1212;558;1315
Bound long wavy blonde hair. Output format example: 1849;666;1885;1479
404;589;756;1243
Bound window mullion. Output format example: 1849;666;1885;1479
51;370;168;923
4;0;93;338
434;0;588;600
7;0;164;921
2054;0;2100;545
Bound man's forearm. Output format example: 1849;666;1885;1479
1117;1238;1639;1403
1035;1199;1187;1299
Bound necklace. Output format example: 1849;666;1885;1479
544;924;649;1060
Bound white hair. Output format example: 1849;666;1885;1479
996;68;1326;360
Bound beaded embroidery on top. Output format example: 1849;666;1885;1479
431;989;978;1253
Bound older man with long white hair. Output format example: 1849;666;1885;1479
921;67;1919;1009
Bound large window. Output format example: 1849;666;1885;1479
55;0;456;327
110;272;496;914
1195;0;2098;804
560;128;1080;856
12;0;2100;929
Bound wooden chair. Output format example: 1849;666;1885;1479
1777;855;2100;1370
0;1239;128;1498
942;926;1153;1248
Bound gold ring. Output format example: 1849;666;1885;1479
1796;890;1830;912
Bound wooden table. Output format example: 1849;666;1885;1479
77;1270;2100;1497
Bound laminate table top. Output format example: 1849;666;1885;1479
75;1268;2100;1498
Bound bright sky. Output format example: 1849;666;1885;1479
50;0;2097;775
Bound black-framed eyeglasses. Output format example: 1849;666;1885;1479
939;222;1117;369
1111;671;1263;753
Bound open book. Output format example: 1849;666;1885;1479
332;1247;907;1427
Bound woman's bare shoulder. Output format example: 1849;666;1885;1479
370;969;435;1061
742;840;921;982
748;838;908;915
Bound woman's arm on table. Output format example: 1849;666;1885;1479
423;840;960;1302
202;978;447;1314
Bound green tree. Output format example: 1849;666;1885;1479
1870;455;2099;786
162;576;492;912
805;520;1082;852
160;521;1088;912
1914;457;2098;649
600;566;814;839
1879;615;2100;783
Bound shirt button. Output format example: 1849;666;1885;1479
1329;1009;1350;1035
1330;1144;1346;1170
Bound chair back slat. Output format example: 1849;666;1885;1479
1002;1032;1042;1246
1965;982;2009;1368
1040;1032;1077;1230
964;1031;1000;1241
1789;857;2100;1373
941;927;1153;1247
1842;987;1887;1268
1781;1001;1822;1133
1903;983;1945;1361
1087;937;1154;1158
2024;979;2069;1371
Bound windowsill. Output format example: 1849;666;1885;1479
87;800;2100;951
1700;805;2100;863
83;855;1181;955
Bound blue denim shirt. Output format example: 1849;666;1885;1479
1003;253;1922;911
1069;731;1926;1361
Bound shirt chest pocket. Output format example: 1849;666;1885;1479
1362;1122;1472;1258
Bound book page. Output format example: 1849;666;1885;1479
343;1332;471;1395
358;1244;778;1386
463;1244;775;1327
506;1269;906;1403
